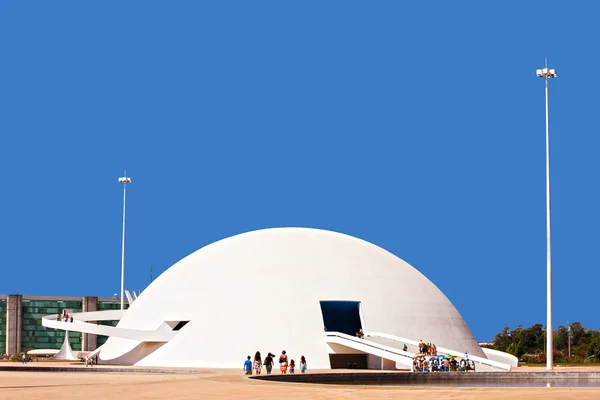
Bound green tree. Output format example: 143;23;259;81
520;324;544;354
555;326;568;352
492;327;513;352
490;322;600;362
588;337;600;360
569;322;586;347
506;341;524;357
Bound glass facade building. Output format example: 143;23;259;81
0;298;6;354
0;295;125;355
21;299;83;351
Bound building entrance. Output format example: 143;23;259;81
319;301;362;336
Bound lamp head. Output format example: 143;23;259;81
536;68;557;78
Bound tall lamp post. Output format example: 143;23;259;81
567;322;571;358
118;173;132;310
536;64;557;370
542;326;546;357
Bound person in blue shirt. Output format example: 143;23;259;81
244;356;252;375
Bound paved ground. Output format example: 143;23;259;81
1;363;600;399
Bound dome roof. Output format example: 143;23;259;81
100;227;482;368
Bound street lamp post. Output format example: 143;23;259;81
567;322;571;359
118;173;132;310
536;64;557;370
542;326;546;359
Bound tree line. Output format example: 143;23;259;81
488;322;600;363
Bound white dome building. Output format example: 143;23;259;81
43;228;515;370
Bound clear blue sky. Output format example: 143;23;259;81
1;1;598;341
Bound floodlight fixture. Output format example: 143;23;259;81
536;68;557;78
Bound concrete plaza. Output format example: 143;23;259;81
1;363;600;399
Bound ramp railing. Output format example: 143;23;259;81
365;331;511;372
324;331;416;369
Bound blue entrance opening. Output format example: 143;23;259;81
319;301;362;336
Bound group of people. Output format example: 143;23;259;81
56;310;73;323
244;351;307;375
413;354;475;373
84;356;96;367
418;340;437;356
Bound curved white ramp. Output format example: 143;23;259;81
325;332;415;369
365;332;511;372
41;310;177;342
481;347;519;367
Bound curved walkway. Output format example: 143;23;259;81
41;310;177;342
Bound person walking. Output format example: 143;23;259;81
300;356;307;373
279;350;288;374
264;353;274;374
253;351;262;375
243;356;252;375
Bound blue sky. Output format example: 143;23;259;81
1;1;598;341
